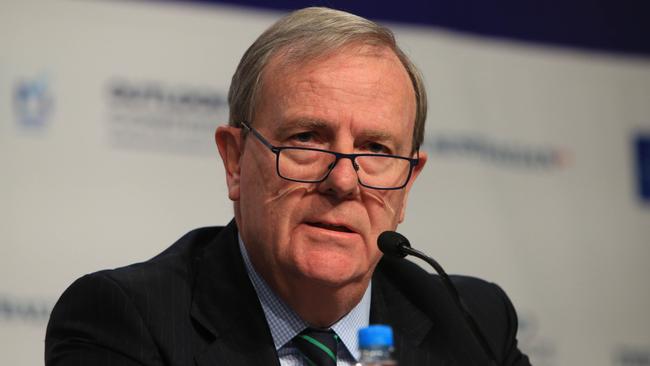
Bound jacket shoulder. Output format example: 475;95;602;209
376;256;530;365
102;226;224;289
45;225;228;365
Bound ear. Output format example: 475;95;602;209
398;151;427;223
215;126;243;201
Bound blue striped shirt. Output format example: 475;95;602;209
238;236;371;366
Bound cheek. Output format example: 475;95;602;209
239;151;282;207
363;190;406;230
361;191;407;265
239;156;311;243
237;153;286;241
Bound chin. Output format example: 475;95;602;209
293;251;368;288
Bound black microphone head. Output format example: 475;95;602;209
377;231;411;258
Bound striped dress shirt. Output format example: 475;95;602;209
238;236;371;366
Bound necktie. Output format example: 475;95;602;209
293;328;338;366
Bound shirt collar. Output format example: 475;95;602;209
238;234;370;361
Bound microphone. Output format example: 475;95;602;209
378;231;498;365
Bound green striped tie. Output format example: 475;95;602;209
293;328;338;366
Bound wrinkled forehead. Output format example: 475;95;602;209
262;42;405;86
253;43;417;151
256;42;415;116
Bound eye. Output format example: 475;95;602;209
364;142;390;154
292;131;314;143
287;131;321;147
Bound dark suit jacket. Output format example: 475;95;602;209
45;221;530;366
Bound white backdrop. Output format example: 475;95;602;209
1;1;649;365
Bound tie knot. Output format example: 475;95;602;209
293;328;338;366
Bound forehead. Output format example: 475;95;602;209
255;44;416;147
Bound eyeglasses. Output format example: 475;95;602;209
241;121;419;190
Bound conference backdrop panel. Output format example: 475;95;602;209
1;1;649;365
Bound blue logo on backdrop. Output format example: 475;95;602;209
13;74;54;130
634;134;650;204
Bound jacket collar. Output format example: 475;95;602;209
373;256;492;366
190;220;280;366
371;259;435;363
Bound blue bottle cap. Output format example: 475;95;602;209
358;325;394;348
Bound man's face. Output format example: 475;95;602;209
217;44;426;293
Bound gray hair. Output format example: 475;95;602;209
228;7;427;152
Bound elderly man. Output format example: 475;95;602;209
46;7;530;366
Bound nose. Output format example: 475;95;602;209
317;156;361;199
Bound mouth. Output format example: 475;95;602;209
306;221;355;233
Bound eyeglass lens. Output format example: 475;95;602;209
278;148;410;189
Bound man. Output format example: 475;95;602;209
46;7;530;366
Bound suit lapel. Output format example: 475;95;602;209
371;266;436;365
372;257;492;366
190;221;280;366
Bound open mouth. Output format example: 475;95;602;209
307;222;354;233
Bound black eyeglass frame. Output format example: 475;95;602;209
241;121;419;190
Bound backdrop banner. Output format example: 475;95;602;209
1;1;649;365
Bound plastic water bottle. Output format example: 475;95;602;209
356;325;397;366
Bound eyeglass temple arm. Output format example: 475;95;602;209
411;150;420;165
240;122;277;152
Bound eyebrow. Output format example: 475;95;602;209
275;118;400;150
275;119;330;137
278;118;331;132
360;129;393;142
278;119;393;138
